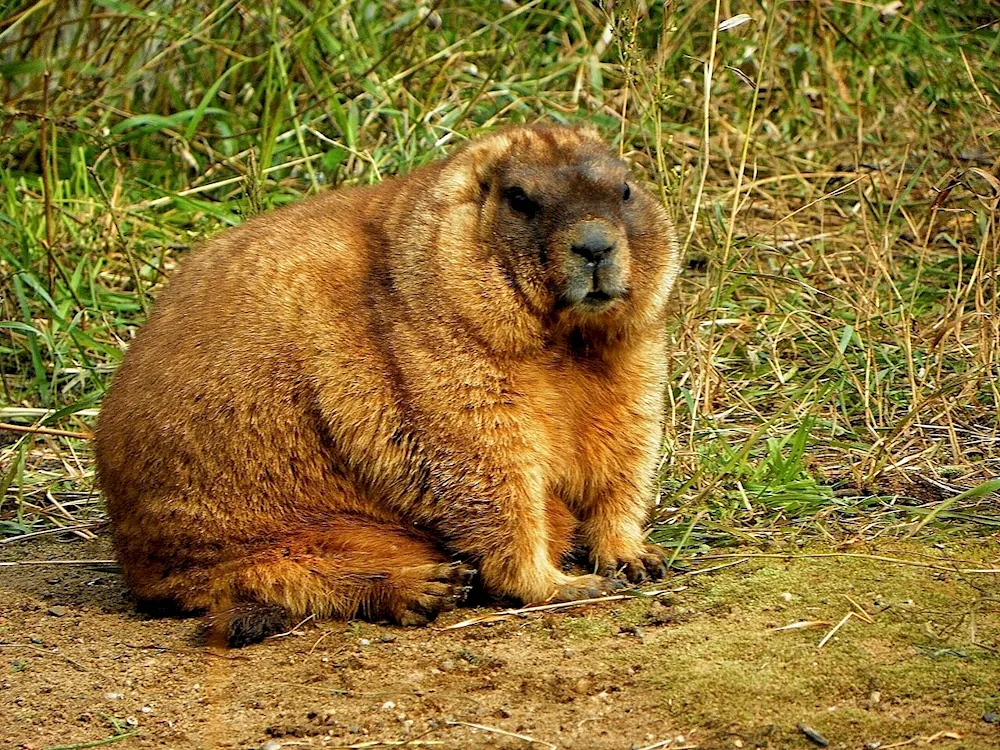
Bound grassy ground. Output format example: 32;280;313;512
2;3;999;553
3;537;999;749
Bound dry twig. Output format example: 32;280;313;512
445;720;557;749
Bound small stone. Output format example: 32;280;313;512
359;638;371;646
439;659;456;672
797;722;830;747
983;713;999;724
47;605;68;617
104;692;123;701
562;648;574;659
260;741;282;750
734;740;744;748
779;592;794;602
573;678;592;695
381;700;395;711
869;691;881;705
140;706;152;713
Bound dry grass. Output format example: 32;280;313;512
2;0;999;549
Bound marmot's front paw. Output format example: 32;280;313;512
596;545;669;584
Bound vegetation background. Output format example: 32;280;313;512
2;3;1000;749
3;0;999;548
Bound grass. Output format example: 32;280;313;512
1;0;999;548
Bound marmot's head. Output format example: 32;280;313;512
464;126;678;324
403;125;680;351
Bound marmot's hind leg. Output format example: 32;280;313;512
142;519;475;647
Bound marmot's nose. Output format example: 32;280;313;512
570;222;617;263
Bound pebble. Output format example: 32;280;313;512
47;605;68;617
260;741;282;750
797;722;830;747
439;659;456;672
984;712;999;724
104;692;123;701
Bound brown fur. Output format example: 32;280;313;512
95;124;681;646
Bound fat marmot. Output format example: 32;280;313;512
95;124;682;646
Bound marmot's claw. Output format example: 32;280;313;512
597;545;670;585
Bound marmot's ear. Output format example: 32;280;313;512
450;134;512;203
465;137;510;183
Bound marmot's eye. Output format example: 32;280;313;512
622;182;632;202
504;186;539;217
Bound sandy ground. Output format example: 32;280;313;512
2;536;999;750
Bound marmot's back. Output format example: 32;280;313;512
97;191;361;503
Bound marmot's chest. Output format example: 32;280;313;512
517;355;635;488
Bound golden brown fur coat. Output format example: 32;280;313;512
95;125;681;646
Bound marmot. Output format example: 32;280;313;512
95;124;682;646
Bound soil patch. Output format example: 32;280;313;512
2;537;998;749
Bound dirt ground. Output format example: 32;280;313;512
2;536;998;750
